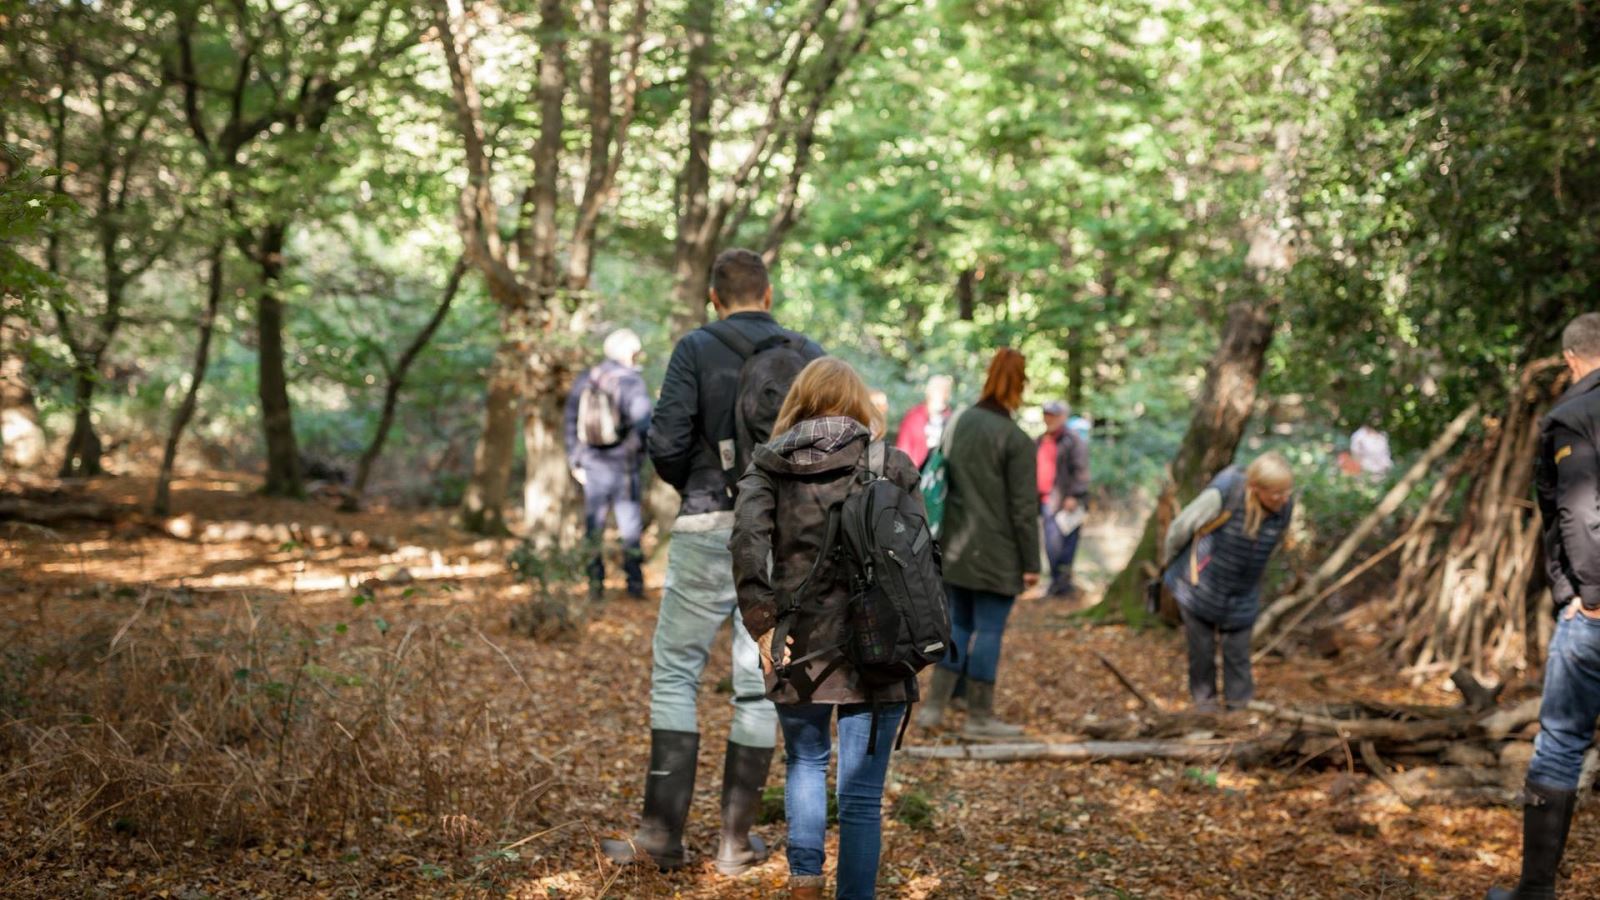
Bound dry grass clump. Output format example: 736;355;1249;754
0;593;557;875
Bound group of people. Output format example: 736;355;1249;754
563;249;1600;898
562;247;1304;897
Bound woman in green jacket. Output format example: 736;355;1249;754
916;348;1040;738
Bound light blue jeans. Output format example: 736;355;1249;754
778;702;905;899
649;528;777;749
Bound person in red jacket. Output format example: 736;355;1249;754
894;375;954;469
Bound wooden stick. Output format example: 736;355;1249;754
1095;653;1166;713
899;737;1282;765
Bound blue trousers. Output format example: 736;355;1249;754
1528;610;1600;790
936;584;1015;683
777;702;905;899
1041;501;1081;594
581;463;643;594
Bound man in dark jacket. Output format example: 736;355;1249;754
1489;313;1600;900
563;328;653;600
602;249;824;875
1038;400;1089;597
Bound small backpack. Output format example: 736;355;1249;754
775;441;951;753
577;367;624;448
705;321;811;486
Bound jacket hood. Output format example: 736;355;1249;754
753;416;869;475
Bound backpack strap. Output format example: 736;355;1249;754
867;440;886;478
771;502;844;683
704;320;758;360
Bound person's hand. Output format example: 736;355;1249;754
757;631;793;674
1063;496;1080;513
1563;599;1600;621
569;467;587;487
1022;572;1040;589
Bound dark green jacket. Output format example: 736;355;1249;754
940;400;1040;596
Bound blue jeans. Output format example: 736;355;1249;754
581;463;644;594
937;584;1015;682
649;528;776;749
778;702;905;899
1528;610;1600;789
1041;501;1081;594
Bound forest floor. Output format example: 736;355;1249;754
0;471;1590;899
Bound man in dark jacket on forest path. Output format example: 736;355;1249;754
563;328;653;601
602;249;824;876
1489;312;1600;900
1038;400;1089;597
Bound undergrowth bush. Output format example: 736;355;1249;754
0;596;556;874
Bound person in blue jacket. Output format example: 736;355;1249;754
1162;453;1294;712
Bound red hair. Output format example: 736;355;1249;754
978;348;1026;412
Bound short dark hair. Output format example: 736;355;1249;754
711;248;770;308
1563;313;1600;360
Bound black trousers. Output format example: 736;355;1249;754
1181;608;1254;710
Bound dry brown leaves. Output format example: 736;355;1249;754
0;473;1592;898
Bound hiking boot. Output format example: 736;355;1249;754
1486;781;1577;900
602;730;699;870
915;667;960;729
714;741;774;876
587;580;607;606
790;875;826;899
962;680;1024;740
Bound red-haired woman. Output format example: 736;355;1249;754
915;348;1039;738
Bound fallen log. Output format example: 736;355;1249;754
899;736;1286;765
0;497;128;524
1247;701;1468;742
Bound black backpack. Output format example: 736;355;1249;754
774;441;951;752
576;366;625;448
705;320;811;486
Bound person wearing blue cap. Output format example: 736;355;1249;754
1037;400;1089;597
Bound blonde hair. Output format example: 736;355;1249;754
773;358;886;438
1244;452;1294;539
978;348;1027;412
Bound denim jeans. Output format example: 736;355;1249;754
1180;608;1254;710
1528;610;1600;790
581;463;644;594
778;702;906;899
937;584;1015;682
649;527;777;749
1041;501;1081;594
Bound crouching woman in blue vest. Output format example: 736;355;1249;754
1162;454;1294;711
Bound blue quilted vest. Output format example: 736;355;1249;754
1163;467;1292;631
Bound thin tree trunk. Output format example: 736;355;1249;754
347;256;467;508
254;222;303;498
152;242;226;516
459;325;522;536
670;0;715;336
59;363;103;478
1095;300;1277;623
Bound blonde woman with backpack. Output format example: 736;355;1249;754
730;358;925;900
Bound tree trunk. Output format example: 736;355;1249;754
348;256;466;508
254;222;303;498
1094;300;1277;623
521;345;582;547
59;364;103;478
1;317;46;470
458;326;522;536
669;0;715;337
153;243;226;516
956;268;976;321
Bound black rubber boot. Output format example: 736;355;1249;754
1485;780;1577;900
602;730;699;870
714;740;774;876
